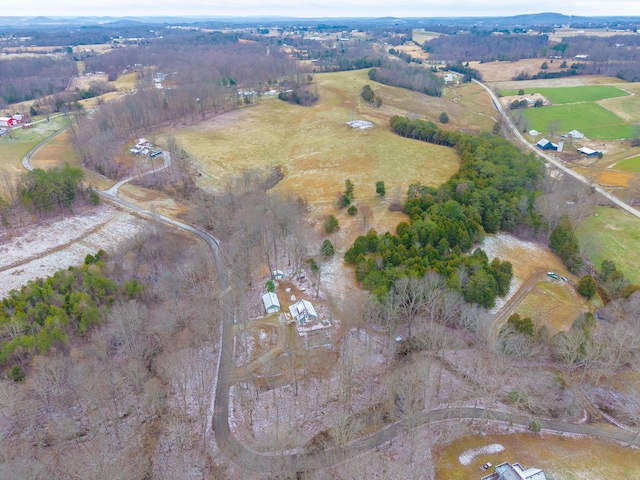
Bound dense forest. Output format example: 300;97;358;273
424;32;548;62
367;61;443;97
345;117;543;308
0;56;77;107
0;251;144;372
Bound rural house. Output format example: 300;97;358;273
288;299;317;326
481;461;546;480
262;292;281;314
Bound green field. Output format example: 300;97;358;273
613;155;640;172
522;102;632;140
502;85;628;104
0;116;70;167
576;206;640;284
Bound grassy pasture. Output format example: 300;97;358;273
598;87;640;123
612;155;640;172
516;281;589;333
168;70;461;208
0;116;78;196
411;29;441;46
522;102;631;140
576;207;640;284
0;116;69;166
501;85;628;104
436;432;640;480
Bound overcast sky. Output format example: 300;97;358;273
8;1;640;18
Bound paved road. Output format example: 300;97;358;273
21;112;639;477
473;79;640;220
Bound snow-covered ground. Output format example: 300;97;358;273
458;443;505;466
0;205;144;297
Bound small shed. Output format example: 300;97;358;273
289;299;317;326
537;138;556;150
262;292;281;314
272;269;284;281
577;147;599;156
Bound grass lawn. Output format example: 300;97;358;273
501;85;629;104
436;432;640;480
613;155;640;172
576;206;640;284
0;116;69;170
522;102;631;140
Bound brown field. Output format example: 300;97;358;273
117;184;187;218
492;75;623;92
436;432;640;480
391;42;430;61
70;73;110;90
471;58;570;83
112;72;138;91
72;44;113;54
442;83;499;131
412;29;442;46
596;170;634;188
167;69;463;210
598;83;640;123
29;130;112;190
515;281;589;333
550;28;640;43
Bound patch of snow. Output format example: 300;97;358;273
458;443;505;466
0;206;144;298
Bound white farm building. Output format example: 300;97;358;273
262;292;281;314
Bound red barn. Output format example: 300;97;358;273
0;117;19;127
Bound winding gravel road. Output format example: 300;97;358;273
21;113;639;477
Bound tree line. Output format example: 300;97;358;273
0;56;77;108
0;251;144;376
0;163;98;229
424;32;548;63
368;60;443;97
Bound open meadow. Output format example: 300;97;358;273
472;58;571;83
576;206;640;284
412;29;442;46
166;69;466;234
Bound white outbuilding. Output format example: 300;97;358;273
262;292;281;314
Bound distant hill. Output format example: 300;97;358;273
0;13;639;28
